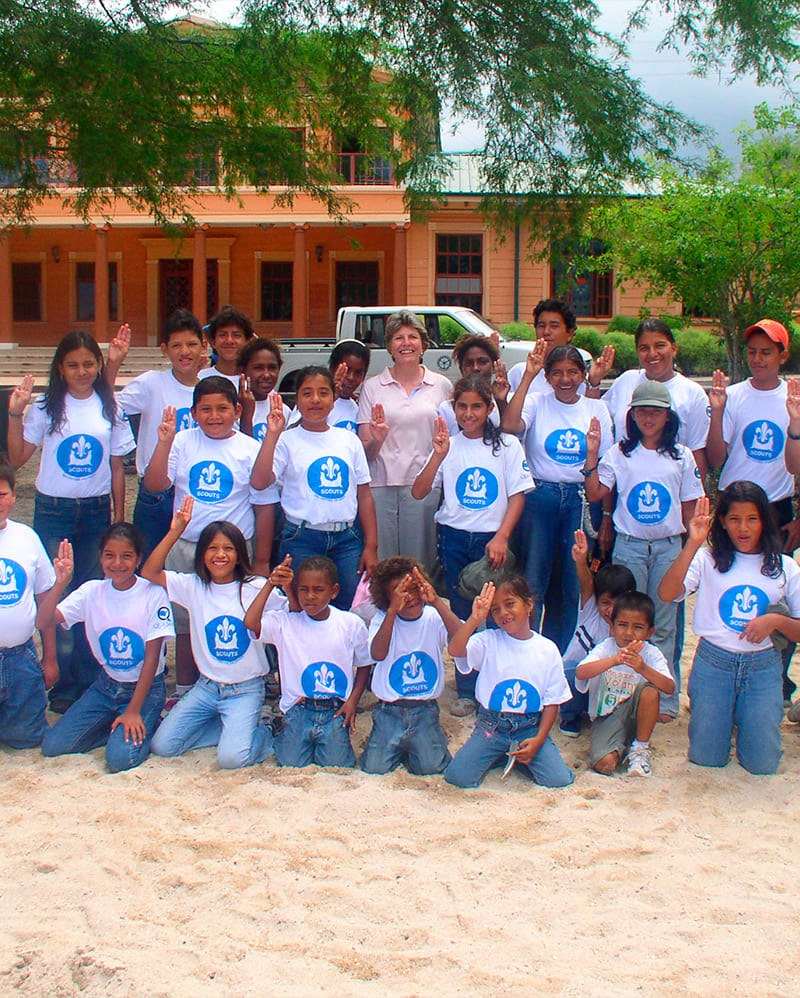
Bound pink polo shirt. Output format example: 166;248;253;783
357;366;453;486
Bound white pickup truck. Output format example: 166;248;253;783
273;305;532;397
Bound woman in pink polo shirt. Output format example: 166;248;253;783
357;310;452;572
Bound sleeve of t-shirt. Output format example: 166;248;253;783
685;385;712;451
782;558;800;617
679;548;705;601
163;570;194;610
503;436;535;495
116;374;150;417
464;629;490;673
597;446;618;491
641;642;671;680
356;380;376;425
166;433;182;487
250;481;280;506
574;636;615;694
350;435;372;486
256;605;288;643
57;581;95;629
349;615;373;668
596;402;615;459
31;534;56;595
519;393;537;434
271;434;289;488
110;412;136;456
721;393;736;447
22;397;47;447
144;583;176;642
679;448;705;501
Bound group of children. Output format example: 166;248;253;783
2;302;799;787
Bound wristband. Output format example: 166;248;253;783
601;510;612;517
8;412;22;419
788;428;800;440
581;465;598;478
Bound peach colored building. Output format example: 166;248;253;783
0;153;677;348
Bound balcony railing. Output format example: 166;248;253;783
337;152;394;185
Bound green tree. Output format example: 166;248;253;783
0;1;799;227
594;105;800;382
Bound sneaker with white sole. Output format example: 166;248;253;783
626;744;653;777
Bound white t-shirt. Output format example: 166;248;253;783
117;370;197;475
431;432;533;532
438;399;501;437
680;547;800;654
167;428;279;542
58;577;174;682
507;359;590;397
368;605;448;701
519;393;613;483
247;394;293;443
257;606;372;713
286;398;360;435
719;379;793;501
575;636;671;718
197;366;240;388
562;600;608;668
165;572;285;683
0;519;56;648
458;628;571;712
24;393;135;498
603;369;710;450
273;425;371;525
598;441;704;539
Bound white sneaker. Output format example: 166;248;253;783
626;744;653;778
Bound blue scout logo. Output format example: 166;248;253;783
718;585;769;632
388;651;438;697
334;419;358;434
488;679;541;713
301;662;349;698
205;615;248;660
99;627;145;671
56;434;102;478
176;407;195;432
627;481;670;524
544;428;585;466
189;461;234;503
742;420;782;462
0;558;26;606
455;467;499;509
308;457;349;501
254;422;268;442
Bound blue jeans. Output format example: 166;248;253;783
613;533;681;715
360;699;451;775
0;639;48;749
438;523;497;699
560;664;588;724
280;521;363;611
276;698;356;768
41;671;166;772
444;708;574;789
520;482;583;654
133;481;175;562
151;675;272;770
688;639;783;775
34;491;110;705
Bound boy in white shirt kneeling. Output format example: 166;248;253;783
575;592;675;778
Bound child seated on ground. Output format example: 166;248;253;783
360;557;461;776
244;556;372;769
559;529;636;737
575;591;675;778
444;575;574;790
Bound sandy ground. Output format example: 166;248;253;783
2;462;800;997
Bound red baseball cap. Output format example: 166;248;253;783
745;319;790;349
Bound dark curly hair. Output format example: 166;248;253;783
369;556;427;611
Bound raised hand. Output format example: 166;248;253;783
687;495;711;545
9;374;34;416
332;362;348;398
238;374;255;411
588;344;615;386
431;415;450;457
170;495;194;533
269;553;294;590
526;338;547;379
107;324;131;367
571;528;589;565
471;581;496;623
411;566;437;605
492;359;510;402
787;378;800;424
618;639;645;672
708;369;728;413
52;539;74;586
157;405;177;445
370;403;390;444
585;415;602;455
267;391;286;434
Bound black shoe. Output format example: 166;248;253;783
48;696;75;715
559;716;582;738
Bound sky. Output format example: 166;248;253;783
204;0;792;160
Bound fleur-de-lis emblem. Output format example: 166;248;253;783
0;560;12;584
467;468;484;490
503;681;527;710
753;422;774;447
178;412;192;431
216;617;236;642
110;628;131;655
558;430;579;451
200;463;220;488
320;458;340;482
74;435;90;457
736;586;758;613
404;653;423;679
314;663;336;691
640;483;658;506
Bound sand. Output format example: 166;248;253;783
2;465;800;997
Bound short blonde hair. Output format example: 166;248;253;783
385;310;430;352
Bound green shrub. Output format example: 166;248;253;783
572;327;605;358
606;315;639;334
604;331;639;373
500;321;536;341
675;327;726;375
785;322;800;374
657;313;690;332
439;316;464;345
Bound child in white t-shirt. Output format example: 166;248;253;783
142;497;285;770
559;530;636;737
197;305;255;387
0;463;56;748
237;337;292;442
245;555;373;768
360;557;462;775
286;340;371;434
444;574;574;789
7;330;135;713
575;591;674;777
38;523;174;772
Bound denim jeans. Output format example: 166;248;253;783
438;523;497;699
520;482;583;654
687;638;783;775
42;671;166;772
613;532;681;715
280;521;363;611
0;639;48;749
34;491;110;705
360;699;451;775
133;481;175;562
151;675;272;770
275;698;356;768
560;665;589;724
444;707;574;788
